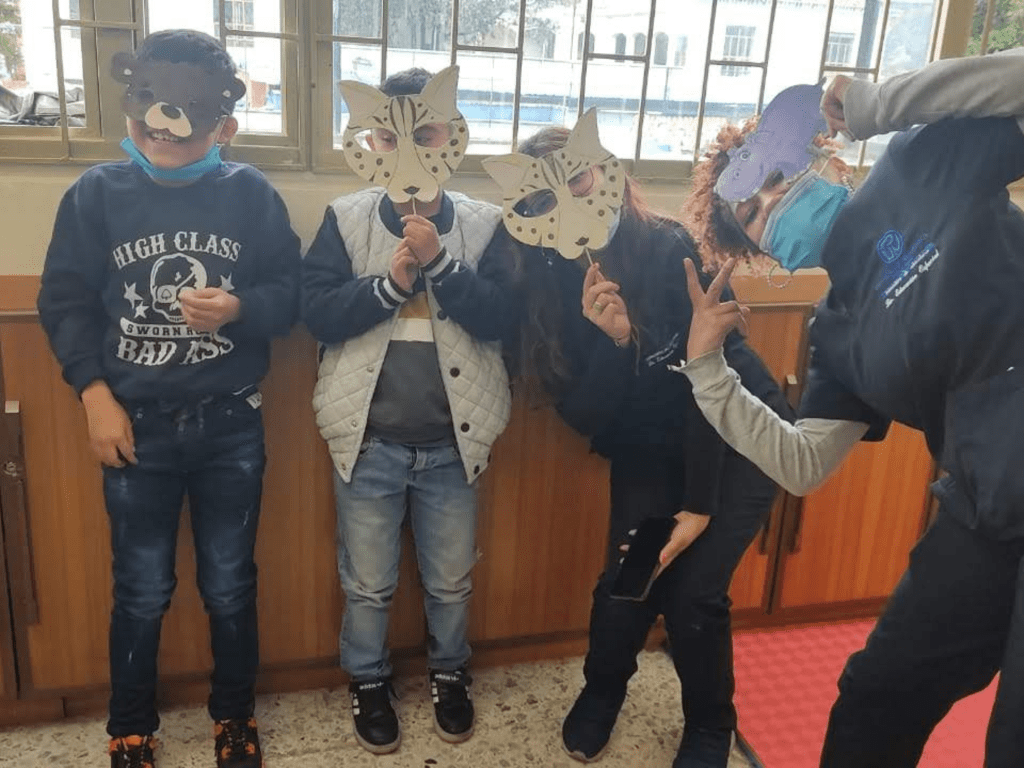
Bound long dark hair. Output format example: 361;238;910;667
508;127;679;399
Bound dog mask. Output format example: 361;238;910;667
111;51;246;140
338;65;469;204
483;109;626;260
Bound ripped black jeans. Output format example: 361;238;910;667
103;390;265;737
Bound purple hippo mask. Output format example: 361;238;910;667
714;80;829;203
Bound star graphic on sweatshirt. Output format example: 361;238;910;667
124;282;150;318
220;273;235;292
124;282;144;305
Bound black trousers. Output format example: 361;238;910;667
820;504;1024;768
582;447;777;732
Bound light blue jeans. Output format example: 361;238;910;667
334;436;478;681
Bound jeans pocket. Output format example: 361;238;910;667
357;436;378;459
942;365;1024;538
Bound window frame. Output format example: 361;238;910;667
0;0;994;184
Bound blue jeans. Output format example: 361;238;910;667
103;391;265;737
334;436;477;681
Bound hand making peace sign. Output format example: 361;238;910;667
682;257;751;361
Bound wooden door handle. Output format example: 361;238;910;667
1;401;40;625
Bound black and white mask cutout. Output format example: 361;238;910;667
111;51;245;139
338;65;469;204
483;109;625;260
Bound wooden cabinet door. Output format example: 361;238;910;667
0;322;112;694
469;397;610;644
0;517;16;700
773;422;934;617
728;305;812;616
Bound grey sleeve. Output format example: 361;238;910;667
843;48;1024;141
673;350;869;496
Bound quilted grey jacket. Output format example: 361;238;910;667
311;188;511;482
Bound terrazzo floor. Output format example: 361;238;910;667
0;650;755;767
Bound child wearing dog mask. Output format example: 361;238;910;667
37;29;300;768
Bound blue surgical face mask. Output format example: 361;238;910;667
759;170;849;271
120;137;224;183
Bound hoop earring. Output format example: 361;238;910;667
766;263;793;289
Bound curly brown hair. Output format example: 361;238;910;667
681;118;852;274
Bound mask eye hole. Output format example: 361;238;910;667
514;190;556;218
355;128;397;153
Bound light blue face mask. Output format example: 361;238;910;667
120;137;224;183
759;170;849;271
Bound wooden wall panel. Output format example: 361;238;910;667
470;397;609;643
0;322;112;693
778;423;933;608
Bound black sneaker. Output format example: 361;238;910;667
349;678;401;754
109;735;157;768
672;726;733;768
213;717;263;767
561;683;627;762
429;668;474;743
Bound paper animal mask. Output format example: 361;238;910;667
338;66;469;204
483;109;626;260
111;51;245;139
714;81;828;203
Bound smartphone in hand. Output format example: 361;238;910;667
609;516;677;601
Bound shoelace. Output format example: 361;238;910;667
432;674;470;709
111;738;154;768
217;720;257;758
353;681;395;718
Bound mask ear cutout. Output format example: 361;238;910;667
417;65;461;119
338;79;389;125
482;153;535;195
223;76;246;104
110;51;138;84
564;108;608;161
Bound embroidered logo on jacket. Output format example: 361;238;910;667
873;229;940;308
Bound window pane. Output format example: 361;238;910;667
582;60;646;159
516;55;583;147
458;0;520;48
0;2;86;127
389;0;452;52
229;37;283;134
458;50;517;153
332;0;382;39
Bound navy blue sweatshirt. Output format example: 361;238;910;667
37;162;301;402
459;217;793;518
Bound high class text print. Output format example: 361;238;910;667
112;230;241;367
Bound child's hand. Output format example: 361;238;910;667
80;381;137;468
390;242;420;293
581;262;631;346
179;287;241;332
401;214;443;265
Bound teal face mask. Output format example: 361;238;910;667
759;171;849;271
120;137;224;183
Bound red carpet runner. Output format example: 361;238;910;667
732;620;998;767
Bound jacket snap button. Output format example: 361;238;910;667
437;310;447;320
351;419;358;427
460;422;470;433
366;365;374;373
450;367;460;377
